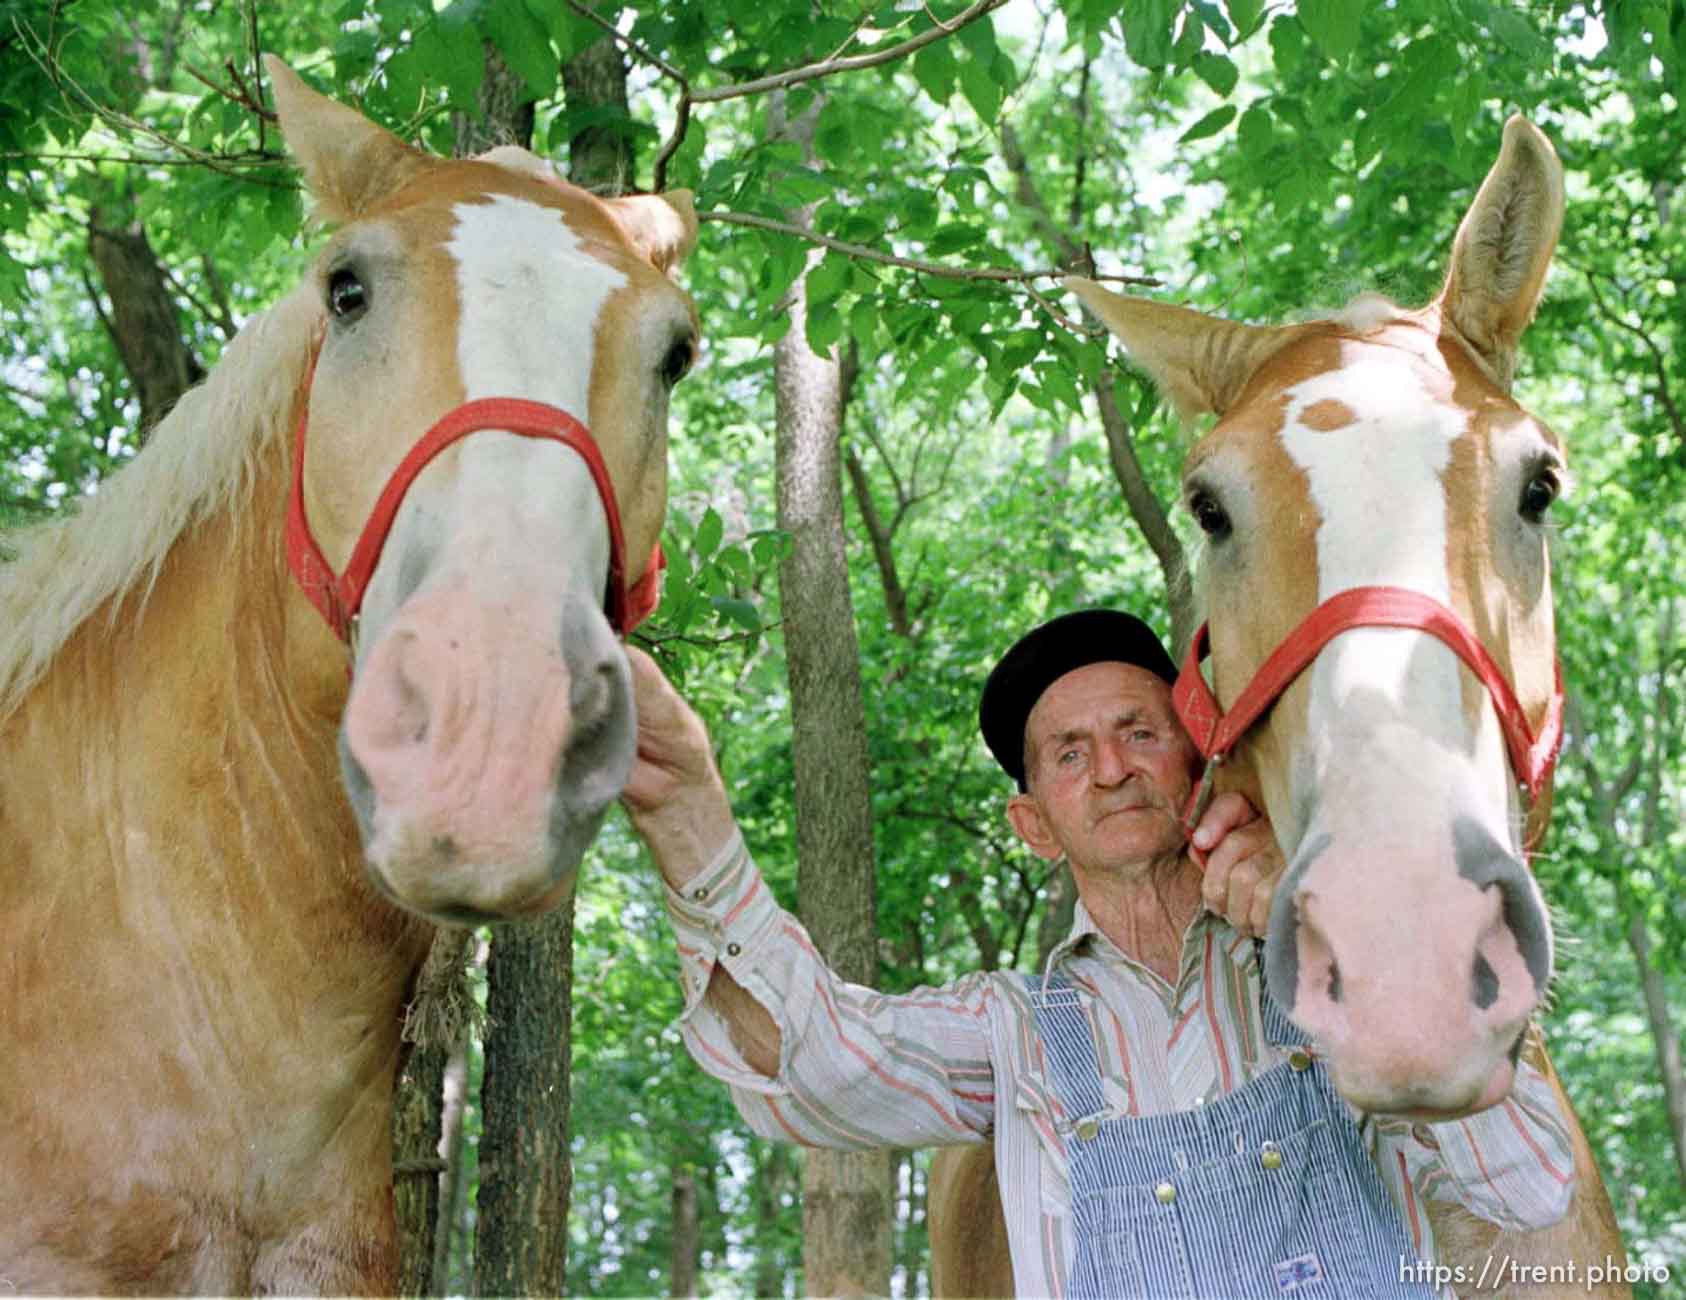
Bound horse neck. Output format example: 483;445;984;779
4;426;431;1025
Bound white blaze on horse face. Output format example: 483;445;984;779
1277;358;1510;819
440;193;627;595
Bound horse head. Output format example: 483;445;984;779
1069;117;1566;1117
268;59;698;925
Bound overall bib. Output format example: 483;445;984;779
1028;972;1437;1298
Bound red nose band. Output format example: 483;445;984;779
286;350;661;642
1174;585;1563;852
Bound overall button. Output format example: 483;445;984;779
1074;1117;1100;1142
1154;1180;1177;1205
1288;1049;1313;1071
726;942;742;957
1260;1141;1283;1170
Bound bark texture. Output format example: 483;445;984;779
87;196;203;441
474;893;576;1295
770;91;893;1299
562;37;635;193
392;1042;449;1296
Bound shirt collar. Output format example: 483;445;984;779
1041;897;1252;993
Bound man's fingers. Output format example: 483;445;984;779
1190;789;1256;851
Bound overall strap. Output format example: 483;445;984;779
1025;974;1109;1122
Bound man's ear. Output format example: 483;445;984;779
1007;792;1062;861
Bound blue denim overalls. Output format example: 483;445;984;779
1028;971;1437;1298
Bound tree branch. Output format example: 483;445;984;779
1578;267;1686;450
566;0;1012;192
844;445;913;638
996;84;1193;646
697;209;1154;330
1094;372;1195;652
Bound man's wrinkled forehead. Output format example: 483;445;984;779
1025;661;1180;745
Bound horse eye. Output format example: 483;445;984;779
327;268;368;320
659;338;694;388
1519;468;1560;523
1188;489;1232;541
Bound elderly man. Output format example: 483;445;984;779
623;608;1574;1298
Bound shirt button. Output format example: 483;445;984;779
1260;1141;1283;1170
1074;1117;1099;1141
1288;1049;1313;1072
726;941;741;957
1154;1180;1177;1205
692;886;709;901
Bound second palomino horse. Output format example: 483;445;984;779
0;60;697;1290
930;118;1627;1299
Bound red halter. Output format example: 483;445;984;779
1173;585;1564;846
285;356;662;643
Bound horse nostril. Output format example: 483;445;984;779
570;658;616;733
1472;952;1500;1010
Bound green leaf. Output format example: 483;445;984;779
1118;0;1184;69
1268;14;1309;78
1179;104;1237;143
711;596;761;632
805;251;850;307
957;52;1003;121
695;507;724;560
1297;0;1361;61
1171;10;1205;66
926;224;985;256
1483;7;1551;61
486;0;557;98
1192;52;1239;96
912;39;958;104
419;10;486;107
805;299;844;354
1236;104;1273;153
1225;0;1264;38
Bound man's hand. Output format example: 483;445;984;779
1191;792;1283;938
621;647;739;888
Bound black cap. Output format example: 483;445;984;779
979;608;1178;790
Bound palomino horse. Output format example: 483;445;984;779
930;119;1628;1297
0;60;697;1290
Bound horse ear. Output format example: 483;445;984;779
1437;115;1564;390
264;55;432;224
604;191;699;276
1064;278;1300;419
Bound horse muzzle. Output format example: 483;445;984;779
337;584;633;924
1263;770;1553;1115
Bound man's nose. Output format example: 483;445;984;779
1091;736;1131;786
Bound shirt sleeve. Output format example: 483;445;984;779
1373;1052;1577;1232
662;829;997;1151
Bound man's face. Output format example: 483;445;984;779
1008;661;1201;876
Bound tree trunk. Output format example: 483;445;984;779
475;889;576;1294
392;1042;449;1296
432;1037;472;1295
770;89;893;1299
453;43;537;156
1624;911;1686;1188
562;36;634;193
86;192;203;442
670;1167;701;1298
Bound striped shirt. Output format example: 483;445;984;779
665;831;1577;1299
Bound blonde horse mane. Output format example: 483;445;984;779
0;283;321;722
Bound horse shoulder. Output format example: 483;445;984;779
928;1144;1014;1300
1428;1033;1631;1299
